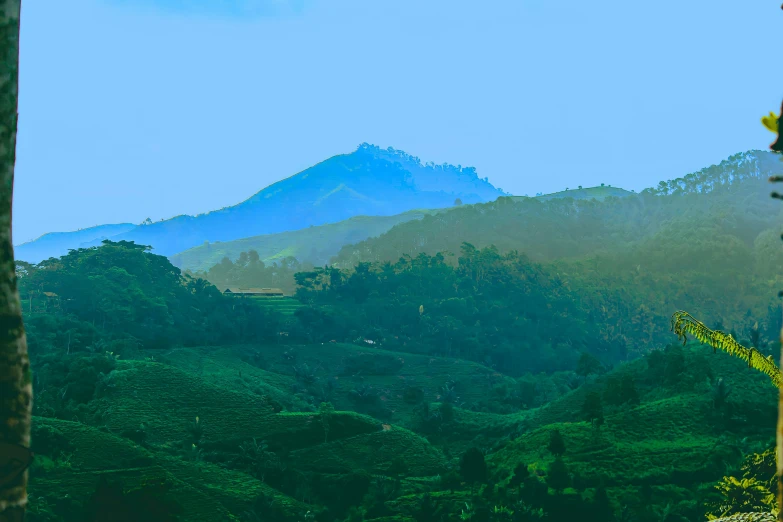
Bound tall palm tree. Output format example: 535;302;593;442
0;1;32;521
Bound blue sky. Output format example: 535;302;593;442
13;0;783;244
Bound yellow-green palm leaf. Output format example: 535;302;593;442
670;311;782;388
762;111;779;133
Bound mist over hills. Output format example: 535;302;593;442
15;144;506;263
169;209;445;272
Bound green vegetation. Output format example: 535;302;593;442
22;149;783;521
331;150;781;267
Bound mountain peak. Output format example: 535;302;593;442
17;145;506;262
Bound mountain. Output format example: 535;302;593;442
21;143;501;260
169;209;444;272
14;223;136;264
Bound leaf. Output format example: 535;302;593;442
762;111;779;133
670;310;782;388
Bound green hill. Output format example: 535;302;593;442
330;150;781;267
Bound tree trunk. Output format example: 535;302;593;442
779;287;783;522
0;1;30;520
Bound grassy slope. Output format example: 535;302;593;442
248;297;304;315
532;186;633;202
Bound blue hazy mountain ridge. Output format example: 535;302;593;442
66;143;507;257
14;223;136;264
169;209;445;272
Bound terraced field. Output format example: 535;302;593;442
160;343;519;428
249;297;304;316
28;340;780;520
29;417;314;521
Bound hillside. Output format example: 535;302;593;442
170;209;442;273
18;144;505;262
15;223;136;264
331;150;782;267
173;185;632;275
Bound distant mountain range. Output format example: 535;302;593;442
16;143;506;263
171;188;636;272
14;223;136;265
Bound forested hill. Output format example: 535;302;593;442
331;150;782;267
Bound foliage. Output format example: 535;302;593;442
188;253;311;296
671;311;782;388
545;458;571;493
547;430;566;457
18;241;285;354
292;244;622;375
460;447;487;491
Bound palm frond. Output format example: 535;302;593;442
671;310;782;388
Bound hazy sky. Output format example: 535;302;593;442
13;0;783;244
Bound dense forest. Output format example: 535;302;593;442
184;253;312;296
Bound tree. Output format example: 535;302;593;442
575;353;601;382
546;458;571;493
604;374;639;407
459;447;487;495
318;402;334;443
582;392;604;427
768;97;783;520
547;429;566;457
591;487;613;522
0;2;31;520
711;378;732;411
508;462;529;489
454;198;463;206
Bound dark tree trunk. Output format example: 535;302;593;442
0;2;30;520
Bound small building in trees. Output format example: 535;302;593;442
222;287;285;297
